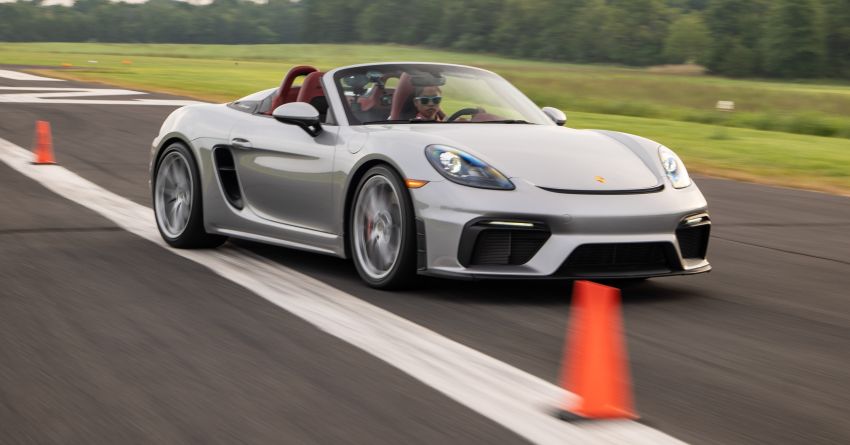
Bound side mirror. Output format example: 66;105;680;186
273;102;322;136
542;107;567;126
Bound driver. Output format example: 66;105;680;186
412;85;444;121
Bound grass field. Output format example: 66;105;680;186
1;42;849;195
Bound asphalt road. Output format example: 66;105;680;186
1;69;848;444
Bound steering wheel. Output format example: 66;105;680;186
447;107;481;122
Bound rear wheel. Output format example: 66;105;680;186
153;142;226;248
350;165;417;289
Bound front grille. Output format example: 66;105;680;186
558;242;675;276
676;224;710;259
469;229;550;266
470;230;511;265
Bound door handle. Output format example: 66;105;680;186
231;138;252;149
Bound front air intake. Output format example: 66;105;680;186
676;218;711;259
458;220;550;267
558;242;678;276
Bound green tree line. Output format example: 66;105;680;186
2;0;849;78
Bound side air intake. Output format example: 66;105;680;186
213;147;244;210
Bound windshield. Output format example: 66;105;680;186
333;64;553;126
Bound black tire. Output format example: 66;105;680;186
349;165;418;289
153;142;226;249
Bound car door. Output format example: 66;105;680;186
228;113;339;234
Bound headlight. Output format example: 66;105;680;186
658;146;692;189
425;145;514;190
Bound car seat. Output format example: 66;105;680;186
268;65;317;114
296;71;328;122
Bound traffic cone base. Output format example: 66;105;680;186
558;280;638;421
558;406;638;421
557;409;640;422
32;120;55;165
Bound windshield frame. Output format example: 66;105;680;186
327;62;554;127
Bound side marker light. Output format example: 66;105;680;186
405;179;429;189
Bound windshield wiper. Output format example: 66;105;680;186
474;119;535;124
361;119;441;125
360;119;534;125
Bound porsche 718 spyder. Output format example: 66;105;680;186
150;62;711;288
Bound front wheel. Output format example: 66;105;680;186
350;165;418;289
153;142;226;248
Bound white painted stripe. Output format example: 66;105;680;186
0;136;686;445
0;87;126;90
0;70;65;81
0;98;203;106
0;86;202;106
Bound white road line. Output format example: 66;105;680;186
0;136;686;445
0;70;65;81
0;86;202;106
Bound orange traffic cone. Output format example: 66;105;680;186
32;120;55;164
558;280;638;420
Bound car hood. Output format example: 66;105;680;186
396;124;661;191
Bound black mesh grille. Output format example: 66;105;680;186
469;229;549;266
559;242;675;275
676;224;710;259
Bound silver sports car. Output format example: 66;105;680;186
150;62;710;288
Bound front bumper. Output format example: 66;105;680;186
410;178;711;279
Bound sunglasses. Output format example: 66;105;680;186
415;96;442;105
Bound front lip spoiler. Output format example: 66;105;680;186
418;263;711;281
537;184;665;195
